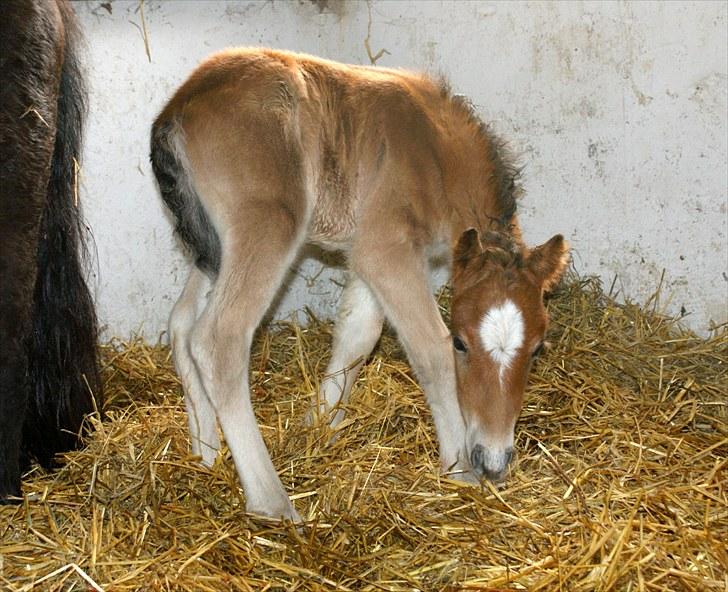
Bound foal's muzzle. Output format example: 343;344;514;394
470;444;514;482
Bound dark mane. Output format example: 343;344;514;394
480;230;524;267
442;82;522;228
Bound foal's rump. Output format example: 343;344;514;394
151;49;316;275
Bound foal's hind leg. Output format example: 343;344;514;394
312;273;384;429
188;207;307;522
169;267;219;466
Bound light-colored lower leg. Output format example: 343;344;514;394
313;274;384;428
169;267;219;467
401;328;468;477
190;290;302;521
221;374;299;519
417;345;473;480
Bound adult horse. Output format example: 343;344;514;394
0;0;102;502
151;48;568;521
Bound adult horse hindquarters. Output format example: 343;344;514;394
0;0;102;502
151;48;569;521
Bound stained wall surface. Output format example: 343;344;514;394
75;0;727;339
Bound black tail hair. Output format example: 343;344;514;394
22;2;103;468
150;120;221;275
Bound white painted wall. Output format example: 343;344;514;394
75;0;727;339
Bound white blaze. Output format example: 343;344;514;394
479;300;524;377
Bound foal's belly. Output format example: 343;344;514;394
306;215;355;252
305;181;358;251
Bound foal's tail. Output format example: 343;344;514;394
23;2;102;469
150;117;221;275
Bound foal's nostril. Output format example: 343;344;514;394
505;447;514;466
470;444;485;472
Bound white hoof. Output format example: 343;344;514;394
442;458;480;485
247;498;302;524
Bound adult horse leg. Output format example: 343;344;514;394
169;267;219;466
312;273;384;429
0;217;45;501
0;0;63;501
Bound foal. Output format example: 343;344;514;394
151;48;568;521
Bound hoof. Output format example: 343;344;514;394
305;405;333;428
247;500;302;524
0;494;22;505
0;481;22;505
442;459;480;485
446;469;480;485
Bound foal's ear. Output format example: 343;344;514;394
453;228;483;275
527;234;570;292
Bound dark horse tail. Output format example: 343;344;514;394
22;2;102;469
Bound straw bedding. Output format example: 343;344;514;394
1;275;726;591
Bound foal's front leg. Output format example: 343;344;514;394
353;243;471;479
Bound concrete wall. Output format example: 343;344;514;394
74;0;727;339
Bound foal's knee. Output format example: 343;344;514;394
410;341;456;398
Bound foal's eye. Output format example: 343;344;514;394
531;342;545;359
452;335;468;353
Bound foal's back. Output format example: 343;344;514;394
154;48;482;253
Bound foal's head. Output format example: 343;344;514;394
450;229;569;482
